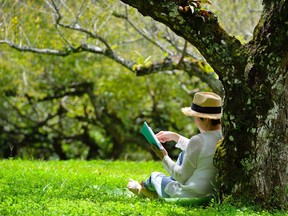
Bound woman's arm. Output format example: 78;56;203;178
162;135;204;184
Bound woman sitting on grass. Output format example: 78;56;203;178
127;92;223;199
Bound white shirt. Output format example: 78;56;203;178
162;130;222;198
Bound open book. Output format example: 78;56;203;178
140;122;161;149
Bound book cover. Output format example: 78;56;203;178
140;122;161;149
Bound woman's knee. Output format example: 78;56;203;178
150;172;165;179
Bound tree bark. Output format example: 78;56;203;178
219;0;288;208
120;0;288;209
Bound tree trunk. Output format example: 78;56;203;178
120;0;288;209
52;139;68;160
218;1;288;208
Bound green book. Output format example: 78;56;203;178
140;122;161;149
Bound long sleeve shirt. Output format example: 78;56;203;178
162;130;222;198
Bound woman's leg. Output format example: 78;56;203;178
143;172;174;198
128;152;184;198
141;152;185;197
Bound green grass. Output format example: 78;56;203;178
0;159;286;216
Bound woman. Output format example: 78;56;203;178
127;92;223;199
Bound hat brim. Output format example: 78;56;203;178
181;107;222;119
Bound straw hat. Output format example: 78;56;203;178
181;92;222;119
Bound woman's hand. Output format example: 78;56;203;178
156;131;180;143
151;145;168;160
152;131;180;159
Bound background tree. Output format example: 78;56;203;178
0;49;197;160
0;0;204;160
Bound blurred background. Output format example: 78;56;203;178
0;0;262;161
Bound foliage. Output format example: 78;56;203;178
0;159;285;216
0;46;201;160
0;0;217;160
208;0;262;42
0;0;263;161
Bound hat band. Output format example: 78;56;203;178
191;103;221;114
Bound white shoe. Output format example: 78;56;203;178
127;179;141;194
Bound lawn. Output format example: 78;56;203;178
0;159;286;215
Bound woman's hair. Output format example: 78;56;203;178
200;117;221;126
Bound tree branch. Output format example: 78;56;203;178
0;0;223;93
120;0;244;78
0;40;76;56
113;11;173;55
136;56;223;95
0;38;221;93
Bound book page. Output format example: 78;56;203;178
140;122;161;149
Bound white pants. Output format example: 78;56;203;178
143;151;185;198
